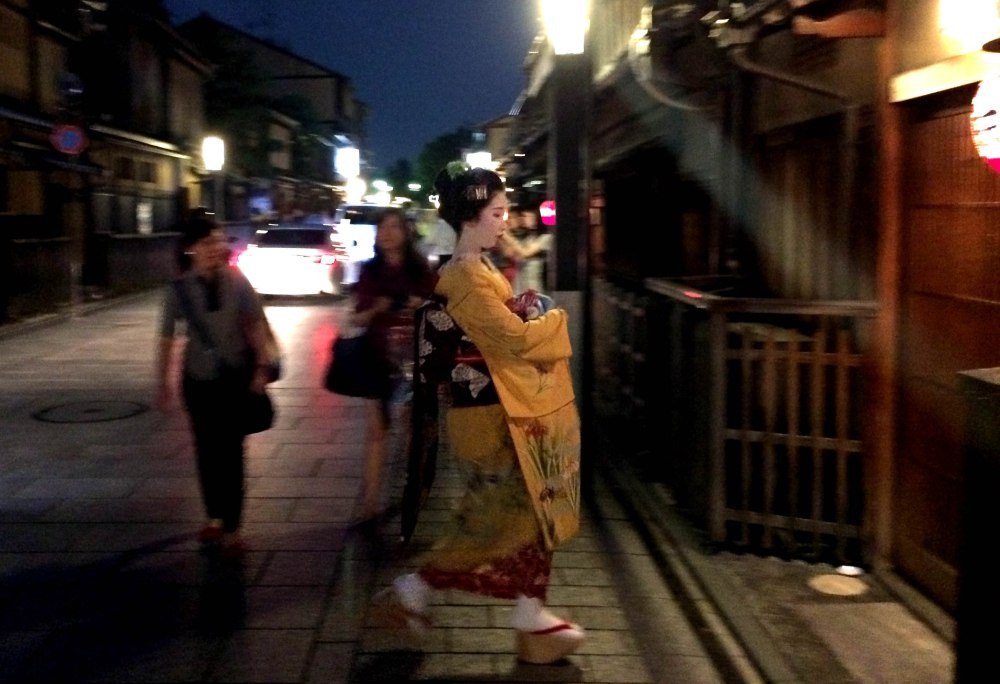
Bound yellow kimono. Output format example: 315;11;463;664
417;256;580;599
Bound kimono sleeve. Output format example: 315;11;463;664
448;266;571;364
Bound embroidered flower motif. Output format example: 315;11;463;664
452;363;490;397
427;310;454;331
535;368;555;396
517;415;582;549
419;338;433;357
525;420;548;440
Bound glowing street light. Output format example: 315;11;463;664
939;0;1000;52
541;0;590;55
334;145;360;179
201;135;225;172
201;136;226;217
408;182;422;192
465;150;494;170
345;176;367;203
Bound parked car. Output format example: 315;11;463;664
330;203;389;286
235;225;344;296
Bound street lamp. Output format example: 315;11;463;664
201;135;225;218
202;135;225;171
541;0;592;485
334;145;360;179
541;0;589;55
345;176;367;203
465;150;495;170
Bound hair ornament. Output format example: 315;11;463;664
464;184;489;201
446;160;471;179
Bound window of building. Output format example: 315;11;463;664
139;161;157;184
114;156;135;180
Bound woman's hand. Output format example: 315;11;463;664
350;296;393;327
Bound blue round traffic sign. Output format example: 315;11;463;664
50;124;88;155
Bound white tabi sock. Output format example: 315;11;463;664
511;594;575;633
393;573;429;614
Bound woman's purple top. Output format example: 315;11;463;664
354;256;438;365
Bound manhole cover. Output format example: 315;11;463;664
33;400;149;424
807;574;869;597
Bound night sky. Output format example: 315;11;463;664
163;0;539;171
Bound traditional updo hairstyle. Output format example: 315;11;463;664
434;161;505;234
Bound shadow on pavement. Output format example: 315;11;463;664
350;651;584;683
0;534;250;682
349;650;424;682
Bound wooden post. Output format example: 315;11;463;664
708;309;727;542
956;369;1000;683
869;0;902;569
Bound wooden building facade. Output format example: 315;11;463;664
503;0;1000;615
0;0;210;319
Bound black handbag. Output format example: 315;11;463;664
242;390;275;434
324;330;381;397
173;280;275;435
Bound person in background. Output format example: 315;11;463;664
156;212;272;557
419;215;456;270
350;207;437;521
504;206;552;294
377;162;584;665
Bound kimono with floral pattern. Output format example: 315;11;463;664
432;256;580;550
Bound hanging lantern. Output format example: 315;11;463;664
539;200;557;227
971;75;1000;173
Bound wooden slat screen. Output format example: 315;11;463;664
724;320;865;561
591;276;875;564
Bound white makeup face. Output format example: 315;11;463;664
465;192;509;251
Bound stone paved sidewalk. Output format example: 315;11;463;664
0;294;737;683
316;391;741;683
7;290;952;683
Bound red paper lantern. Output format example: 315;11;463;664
971;75;1000;173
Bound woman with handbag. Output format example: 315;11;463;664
376;163;584;665
155;211;275;557
350;207;437;522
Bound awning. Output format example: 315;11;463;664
2;141;104;174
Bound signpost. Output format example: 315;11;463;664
49;124;88;156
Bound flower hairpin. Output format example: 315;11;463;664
446;160;470;179
464;185;488;201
